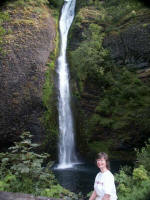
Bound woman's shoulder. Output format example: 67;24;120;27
95;171;102;179
104;170;114;179
95;170;114;179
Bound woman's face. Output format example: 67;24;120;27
96;157;107;170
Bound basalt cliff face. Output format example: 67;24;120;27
0;2;56;149
103;16;150;75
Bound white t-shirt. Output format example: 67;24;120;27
94;170;117;200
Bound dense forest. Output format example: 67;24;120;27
0;0;150;199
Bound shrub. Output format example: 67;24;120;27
89;68;150;144
70;23;109;91
136;139;150;172
0;132;55;195
0;132;79;198
115;141;150;200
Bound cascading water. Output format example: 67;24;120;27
57;0;78;169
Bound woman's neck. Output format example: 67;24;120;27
100;168;108;173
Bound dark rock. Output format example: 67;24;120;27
0;191;61;200
103;23;150;68
0;6;56;149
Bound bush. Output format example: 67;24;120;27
88;68;150;146
115;141;150;200
136;139;150;171
0;132;80;199
0;132;56;195
70;23;109;91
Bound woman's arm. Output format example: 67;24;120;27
89;190;97;200
102;194;110;200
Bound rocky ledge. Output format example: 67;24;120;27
0;191;61;200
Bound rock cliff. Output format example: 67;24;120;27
103;13;150;72
0;1;56;149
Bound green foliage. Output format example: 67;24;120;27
0;11;10;24
70;23;109;91
117;179;150;200
133;165;149;182
136;139;150;171
49;0;63;9
41;185;68;198
0;132;56;195
41;184;83;199
79;67;150;153
42;44;58;158
115;142;150;200
76;0;143;31
88;140;112;155
68;0;149;158
0;132;80;198
90;0;143;31
7;0;49;7
0;11;10;52
91;68;150;142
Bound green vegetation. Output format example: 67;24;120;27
41;0;60;157
0;132;82;199
0;11;10;53
68;0;150;159
0;132;56;195
49;0;63;9
88;68;150;144
115;140;150;200
0;0;53;54
76;0;143;29
70;23;109;91
42;53;58;158
5;0;50;16
6;0;49;7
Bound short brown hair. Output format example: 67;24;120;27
96;152;110;170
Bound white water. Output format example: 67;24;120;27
57;0;78;169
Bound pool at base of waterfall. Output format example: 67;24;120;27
52;160;129;195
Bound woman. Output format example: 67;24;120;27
89;152;117;200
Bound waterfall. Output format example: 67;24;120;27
57;0;78;169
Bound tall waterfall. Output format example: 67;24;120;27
57;0;78;169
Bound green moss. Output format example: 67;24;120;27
41;15;59;158
0;11;10;53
